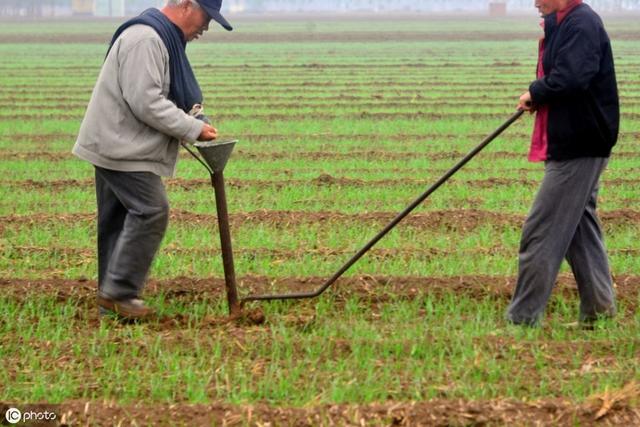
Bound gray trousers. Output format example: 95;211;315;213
506;157;616;325
95;166;169;300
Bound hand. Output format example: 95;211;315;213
518;91;535;112
197;123;218;141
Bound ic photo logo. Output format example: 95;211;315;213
4;407;57;424
4;408;21;424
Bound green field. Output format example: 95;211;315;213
0;14;639;426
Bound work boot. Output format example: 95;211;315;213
97;292;155;320
580;307;616;324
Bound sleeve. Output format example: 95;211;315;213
529;21;601;105
117;37;203;142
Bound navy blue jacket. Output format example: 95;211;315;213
529;4;619;160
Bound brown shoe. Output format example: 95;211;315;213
97;293;155;320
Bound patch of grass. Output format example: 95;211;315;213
0;16;638;410
1;292;638;404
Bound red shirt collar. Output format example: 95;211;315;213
557;0;582;24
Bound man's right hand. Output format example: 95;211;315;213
518;91;535;112
197;123;218;141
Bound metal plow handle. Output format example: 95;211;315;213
241;109;525;304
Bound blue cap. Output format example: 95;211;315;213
199;0;232;31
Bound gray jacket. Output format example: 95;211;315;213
73;25;203;177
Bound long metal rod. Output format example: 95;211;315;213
241;109;525;303
211;170;241;315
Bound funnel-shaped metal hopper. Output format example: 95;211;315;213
194;139;237;173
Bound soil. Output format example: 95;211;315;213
2;28;639;44
1;393;639;426
2;208;639;232
3;149;640;162
4;111;640;124
10;99;639;114
1;274;638;311
1;273;639;426
3;18;640;427
7;244;640;272
4;176;640;192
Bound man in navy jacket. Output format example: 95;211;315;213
507;0;619;326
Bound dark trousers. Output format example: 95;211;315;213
506;157;616;325
95;166;169;300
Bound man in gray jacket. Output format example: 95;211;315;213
73;0;232;319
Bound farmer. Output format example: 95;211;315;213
506;0;619;326
72;0;232;319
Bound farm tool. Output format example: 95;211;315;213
185;109;524;314
182;139;242;315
